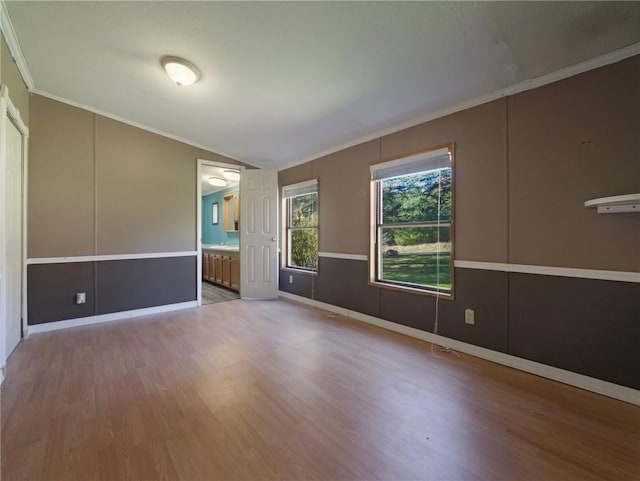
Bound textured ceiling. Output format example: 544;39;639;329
6;1;640;169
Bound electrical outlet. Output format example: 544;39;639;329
289;275;293;284
76;292;86;304
464;308;475;325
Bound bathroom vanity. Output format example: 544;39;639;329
202;245;240;292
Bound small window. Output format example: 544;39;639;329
282;179;318;271
370;145;454;296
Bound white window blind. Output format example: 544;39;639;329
282;179;318;198
371;147;450;181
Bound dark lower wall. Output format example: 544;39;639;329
315;257;380;318
27;262;96;324
28;256;196;325
278;267;314;298
509;273;640;390
280;259;640;390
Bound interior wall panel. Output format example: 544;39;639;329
378;287;437;333
95;116;201;254
438;268;509;352
27;257;197;325
508;55;640;272
278;162;314;188
96;257;196;314
28;95;95;257
314;257;380;318
509;273;640;390
312;140;379;255
278;268;313;298
27;263;95;325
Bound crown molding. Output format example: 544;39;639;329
0;1;34;90
279;42;640;171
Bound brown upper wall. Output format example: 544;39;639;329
1;39;29;126
508;55;640;271
314;140;380;255
279;54;639;272
28;94;243;258
29;96;95;257
95;117;202;254
279;140;380;255
278;162;314;188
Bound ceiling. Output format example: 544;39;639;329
201;165;239;197
6;1;640;169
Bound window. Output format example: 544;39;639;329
370;145;453;296
283;179;318;271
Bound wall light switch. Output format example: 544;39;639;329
289;275;293;284
464;308;475;325
76;292;86;304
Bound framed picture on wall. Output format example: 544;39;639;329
212;202;219;225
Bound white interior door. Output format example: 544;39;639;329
4;117;22;356
240;169;278;299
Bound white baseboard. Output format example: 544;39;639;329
278;291;640;406
26;301;198;335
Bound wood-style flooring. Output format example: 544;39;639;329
2;299;639;480
201;281;240;305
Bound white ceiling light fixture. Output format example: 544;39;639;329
161;56;200;86
223;170;240;181
208;176;227;187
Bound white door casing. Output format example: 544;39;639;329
196;159;245;304
240;169;278;299
0;85;29;372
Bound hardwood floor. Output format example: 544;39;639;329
2;299;639;480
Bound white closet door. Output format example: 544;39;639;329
5;117;22;356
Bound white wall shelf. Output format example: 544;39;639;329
584;193;640;214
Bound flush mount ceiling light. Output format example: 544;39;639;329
161;56;200;86
208;177;227;187
222;170;240;181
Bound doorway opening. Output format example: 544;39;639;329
196;159;243;306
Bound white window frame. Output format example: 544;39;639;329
369;144;455;298
282;179;318;272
